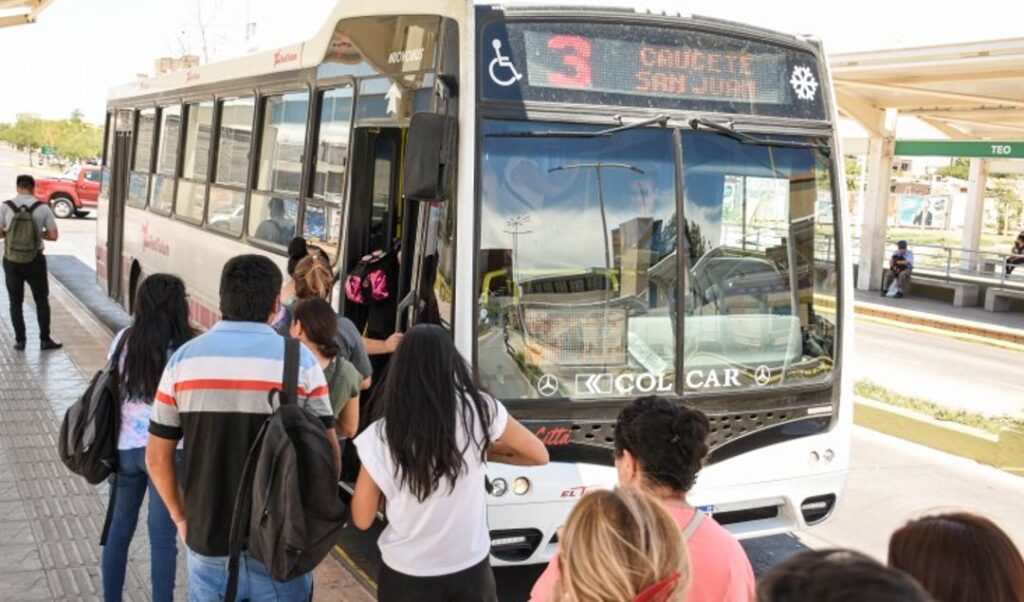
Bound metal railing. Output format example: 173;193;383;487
852;236;1024;286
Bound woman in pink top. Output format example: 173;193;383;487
530;396;755;602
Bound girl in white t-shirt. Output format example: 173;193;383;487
352;324;549;601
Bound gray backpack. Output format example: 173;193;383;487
3;200;42;263
225;338;346;601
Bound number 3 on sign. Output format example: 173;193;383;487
547;35;592;88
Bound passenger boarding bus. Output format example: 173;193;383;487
98;0;852;565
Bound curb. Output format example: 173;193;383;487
854;397;1024;477
854;300;1024;348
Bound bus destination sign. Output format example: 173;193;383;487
481;20;827;120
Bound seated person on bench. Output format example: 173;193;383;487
1007;232;1024;276
882;240;914;298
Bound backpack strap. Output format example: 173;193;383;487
27;201;44;213
681;509;706;542
225;416;272;602
4;200;18;212
282;337;300;405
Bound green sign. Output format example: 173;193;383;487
895;140;1024;159
40;146;55;156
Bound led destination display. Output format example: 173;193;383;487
481;20;827;119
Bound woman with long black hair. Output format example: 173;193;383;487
352;324;549;601
101;274;195;602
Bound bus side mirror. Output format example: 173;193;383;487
403;113;457;202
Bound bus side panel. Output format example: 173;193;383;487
118;208;287;329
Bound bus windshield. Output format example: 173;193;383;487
476;120;838;400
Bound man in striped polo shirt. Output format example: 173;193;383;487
146;255;340;600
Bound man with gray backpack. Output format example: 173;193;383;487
0;174;62;351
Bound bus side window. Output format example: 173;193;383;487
175;101;214;223
127;108;156;208
303;85;354;259
250;91;309;247
207;96;255;237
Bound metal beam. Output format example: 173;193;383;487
834;79;1024;109
0;13;28;28
917;117;971;140
836;89;887;137
925;114;1024;134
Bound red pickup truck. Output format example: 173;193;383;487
33;165;101;218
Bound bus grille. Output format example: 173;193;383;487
567;409;805;450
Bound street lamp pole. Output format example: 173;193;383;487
548;162;645;274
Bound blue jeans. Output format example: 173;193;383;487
187;548;313;601
101;447;182;602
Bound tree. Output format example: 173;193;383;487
991;179;1023;236
937;157;970;180
0;112;103;165
844;156;861;192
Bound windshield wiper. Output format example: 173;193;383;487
688;117;831;153
486;114;670;138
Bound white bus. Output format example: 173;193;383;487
98;0;853;565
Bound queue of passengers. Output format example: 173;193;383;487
92;239;1024;602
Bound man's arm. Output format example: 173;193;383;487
146;436;186;541
41;208;58;241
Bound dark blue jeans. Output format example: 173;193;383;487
101;447;182;602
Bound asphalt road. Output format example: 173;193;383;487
853;318;1024;417
0;145;98;270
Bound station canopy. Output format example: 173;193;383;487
0;0;54;29
831;37;1024;141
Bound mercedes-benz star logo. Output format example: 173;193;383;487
537;374;559;397
754;365;771;387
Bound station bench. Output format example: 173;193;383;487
984;287;1024;312
974;258;1007;274
981;258;1004;273
912;276;980;307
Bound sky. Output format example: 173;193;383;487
0;0;1021;125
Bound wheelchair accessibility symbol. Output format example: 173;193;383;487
488;39;523;87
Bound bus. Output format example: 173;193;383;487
97;0;852;566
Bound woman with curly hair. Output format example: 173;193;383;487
531;396;755;602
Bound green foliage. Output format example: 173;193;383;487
855;378;1023;434
991;179;1023;236
844;156;861;192
0;111;103;164
937;157;970;180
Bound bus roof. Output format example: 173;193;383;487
107;0;813;103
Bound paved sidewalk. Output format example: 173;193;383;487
0;274;375;601
0;277;182;600
855;288;1024;331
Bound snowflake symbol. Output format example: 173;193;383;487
790;66;819;101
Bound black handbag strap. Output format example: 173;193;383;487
99;332;132;547
99;473;118;546
282;337;300;405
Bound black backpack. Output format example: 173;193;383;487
226;338;346;601
58;335;127;544
59;336;125;483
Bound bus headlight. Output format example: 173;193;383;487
823;449;835;463
512;477;532;496
491;478;508;497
